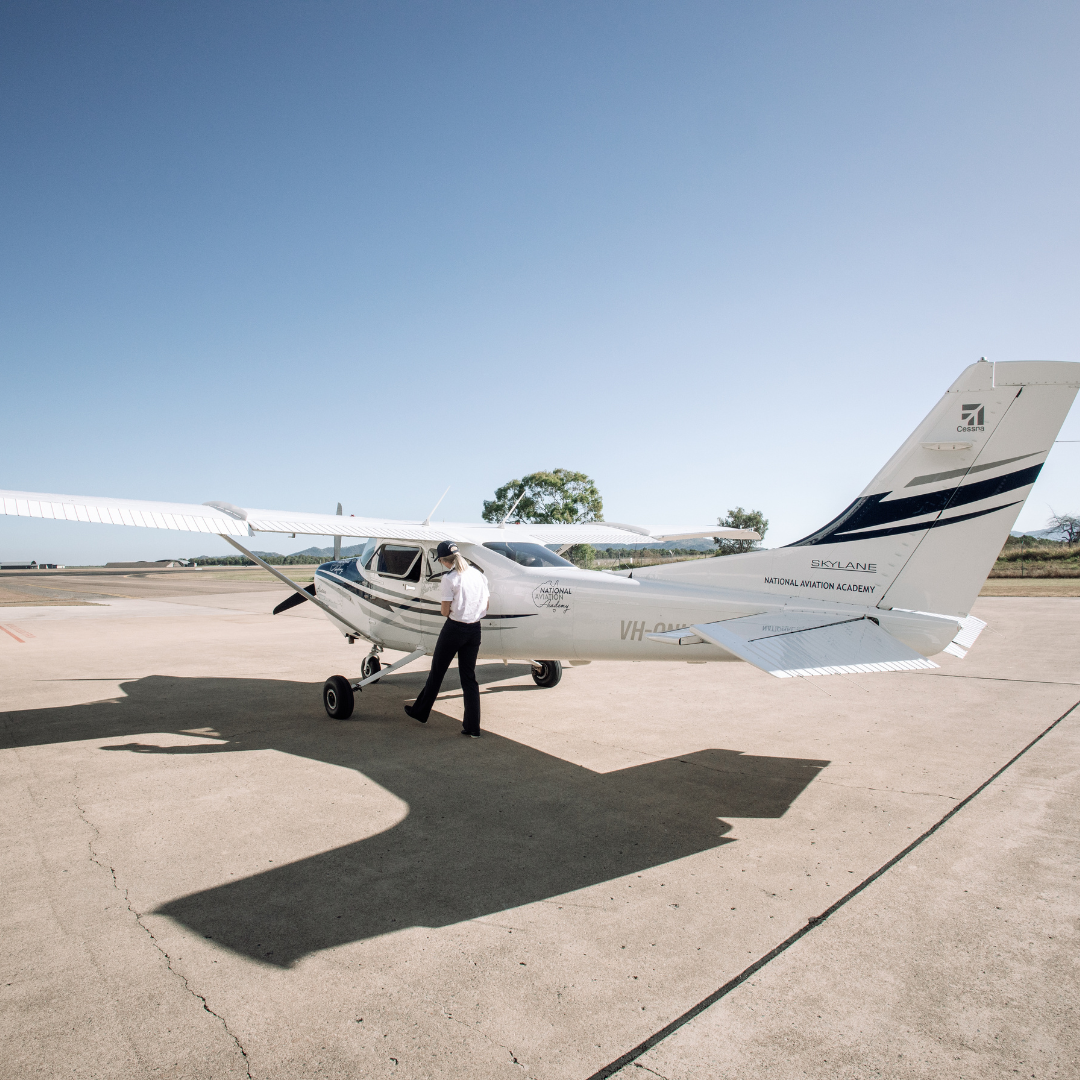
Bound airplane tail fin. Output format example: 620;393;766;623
635;361;1080;618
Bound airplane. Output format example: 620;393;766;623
3;358;1077;721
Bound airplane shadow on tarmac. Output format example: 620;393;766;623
3;665;829;967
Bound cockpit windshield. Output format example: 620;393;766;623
482;542;573;568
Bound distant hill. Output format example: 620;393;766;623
589;539;717;552
1011;528;1065;540
187;549;339;566
291;544;369;558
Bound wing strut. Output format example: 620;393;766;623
355;647;426;690
218;534;371;641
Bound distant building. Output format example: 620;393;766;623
0;560;64;570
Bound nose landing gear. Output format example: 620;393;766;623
322;646;426;720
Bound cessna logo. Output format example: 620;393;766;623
958;403;985;432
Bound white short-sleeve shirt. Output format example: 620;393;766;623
440;564;490;623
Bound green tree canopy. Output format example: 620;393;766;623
714;506;768;556
482;468;603;525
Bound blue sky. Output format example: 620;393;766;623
2;1;1078;562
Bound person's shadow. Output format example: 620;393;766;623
4;665;829;967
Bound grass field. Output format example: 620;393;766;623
979;578;1080;597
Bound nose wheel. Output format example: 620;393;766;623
323;675;355;719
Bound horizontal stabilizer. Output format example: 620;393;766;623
648;612;937;678
943;613;987;658
895;610;986;659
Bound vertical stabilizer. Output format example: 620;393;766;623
633;361;1079;617
872;362;1079;614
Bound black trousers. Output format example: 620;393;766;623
412;618;482;732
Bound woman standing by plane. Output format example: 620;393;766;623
405;541;490;736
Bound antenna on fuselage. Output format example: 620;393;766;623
499;489;527;530
422;487;450;527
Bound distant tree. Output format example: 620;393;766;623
714;507;768;556
1048;511;1080;544
482;469;603;525
567;543;597;569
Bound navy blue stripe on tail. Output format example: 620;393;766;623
788;462;1042;547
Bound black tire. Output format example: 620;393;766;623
531;660;562;688
360;655;382;682
323;675;355;719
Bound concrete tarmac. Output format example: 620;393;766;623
1;582;1077;1080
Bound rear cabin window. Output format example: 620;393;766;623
482;542;573;568
371;544;422;581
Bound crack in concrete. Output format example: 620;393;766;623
72;786;253;1080
812;779;958;800
631;1064;672;1079
926;673;1080;686
430;1001;526;1069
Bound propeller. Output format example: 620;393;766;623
273;583;316;615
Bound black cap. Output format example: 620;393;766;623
435;541;459;560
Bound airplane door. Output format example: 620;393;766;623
420;548;500;656
420;547;447;650
366;542;426;648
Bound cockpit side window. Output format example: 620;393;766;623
482;542;573;568
372;544;422;582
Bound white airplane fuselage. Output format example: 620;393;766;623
3;360;1077;700
313;541;960;664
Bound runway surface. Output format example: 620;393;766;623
1;573;1077;1079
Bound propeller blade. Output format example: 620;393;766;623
273;583;316;615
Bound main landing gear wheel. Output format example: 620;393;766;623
531;660;562;688
360;654;382;682
323;675;355;719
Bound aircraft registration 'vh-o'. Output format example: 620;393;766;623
3;360;1078;720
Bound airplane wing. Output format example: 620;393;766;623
0;490;253;537
648;612;938;677
0;489;462;541
0;489;759;547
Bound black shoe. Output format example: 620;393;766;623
404;705;427;724
460;729;480;738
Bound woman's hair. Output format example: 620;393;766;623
447;552;469;574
